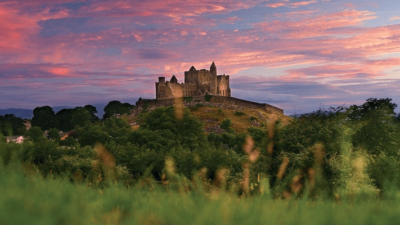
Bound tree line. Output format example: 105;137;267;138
0;100;135;137
1;98;400;198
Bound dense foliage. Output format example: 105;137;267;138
103;100;134;120
1;98;400;200
0;114;26;136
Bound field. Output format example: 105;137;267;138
2;162;400;225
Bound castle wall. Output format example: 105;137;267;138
217;75;230;96
184;69;199;84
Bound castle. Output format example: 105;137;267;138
156;62;231;99
136;62;284;115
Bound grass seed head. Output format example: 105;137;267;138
277;157;289;180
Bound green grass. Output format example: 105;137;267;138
2;162;400;225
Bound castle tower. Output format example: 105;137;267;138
210;61;217;95
210;61;216;76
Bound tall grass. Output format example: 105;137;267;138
2;160;400;225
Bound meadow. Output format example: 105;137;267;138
2;160;400;225
1;97;400;224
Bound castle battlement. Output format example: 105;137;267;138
156;62;231;99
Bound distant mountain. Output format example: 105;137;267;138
0;105;107;119
0;108;33;119
52;106;74;113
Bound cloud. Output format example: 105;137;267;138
283;58;400;79
390;16;400;21
255;10;377;38
266;0;317;8
0;0;399;114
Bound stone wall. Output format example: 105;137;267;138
134;96;284;115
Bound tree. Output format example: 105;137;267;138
349;98;400;157
84;105;99;122
103;117;131;138
59;136;77;147
71;107;91;128
56;108;75;131
48;128;60;142
103;101;134;120
26;126;44;142
140;106;208;151
31;106;58;130
77;125;109;147
0;114;26;136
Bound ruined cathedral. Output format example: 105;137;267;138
156;62;231;99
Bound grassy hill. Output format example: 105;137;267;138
122;104;290;134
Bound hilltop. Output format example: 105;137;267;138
122;97;290;134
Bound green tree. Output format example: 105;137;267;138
349;98;400;157
59;136;77;147
140;106;207;151
84;105;99;122
103;101;134;120
273;107;346;195
103;117;131;138
48;128;60;142
56;109;75;131
26;126;44;142
31;106;58;130
71;107;91;128
78;125;109;147
0;114;26;136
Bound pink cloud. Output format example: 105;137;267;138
255;10;377;38
1;1;400;111
266;3;286;8
284;58;400;80
266;0;317;8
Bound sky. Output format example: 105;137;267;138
0;0;399;115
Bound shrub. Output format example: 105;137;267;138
190;104;204;111
234;111;245;116
249;116;258;121
183;97;193;102
220;119;233;133
204;95;213;102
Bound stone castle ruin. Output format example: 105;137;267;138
135;62;284;115
156;62;231;99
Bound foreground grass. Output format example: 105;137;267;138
1;164;400;225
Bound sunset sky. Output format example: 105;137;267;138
1;0;399;115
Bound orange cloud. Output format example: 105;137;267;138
266;3;285;8
48;67;72;76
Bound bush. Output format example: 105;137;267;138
249;116;258;121
234;111;245;116
204;95;213;102
220;119;233;133
183;97;193;102
190;104;204;111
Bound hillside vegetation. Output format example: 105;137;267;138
124;103;290;134
1;98;400;224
